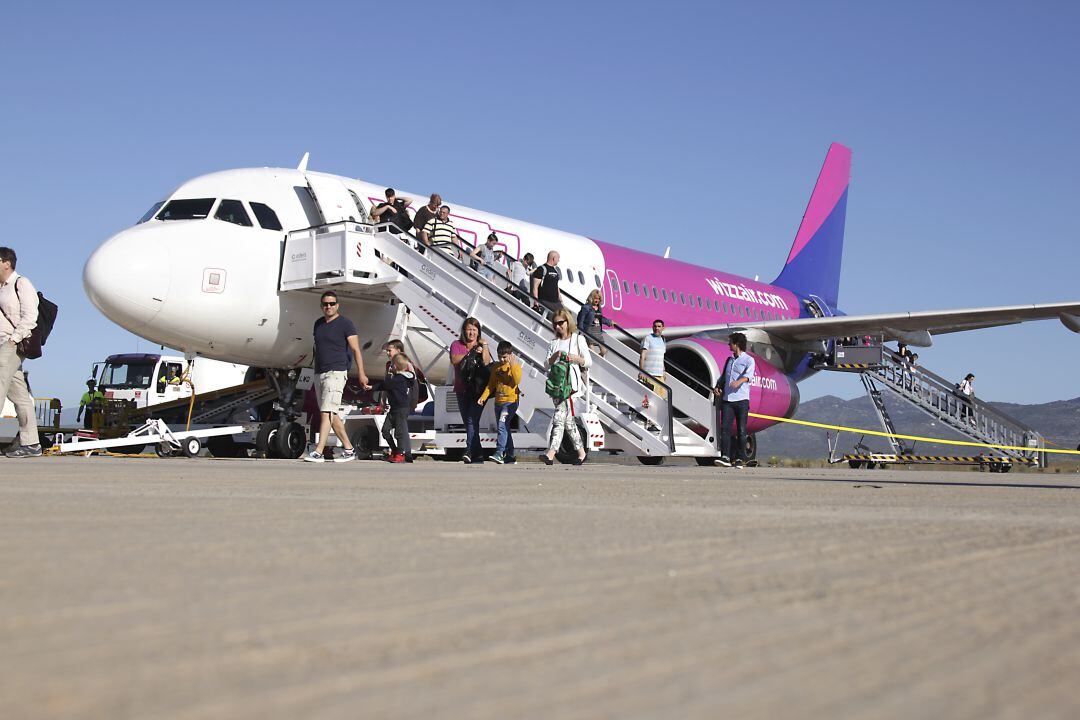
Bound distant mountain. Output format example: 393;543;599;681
756;394;1080;460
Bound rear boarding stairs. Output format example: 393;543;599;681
279;219;722;462
820;340;1045;471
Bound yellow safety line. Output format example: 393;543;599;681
748;412;1080;456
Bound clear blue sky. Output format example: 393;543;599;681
2;1;1077;412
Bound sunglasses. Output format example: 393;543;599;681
554;320;567;326
321;302;338;307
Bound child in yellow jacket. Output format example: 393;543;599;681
477;340;522;464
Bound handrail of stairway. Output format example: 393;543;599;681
879;346;1039;440
375;221;678;451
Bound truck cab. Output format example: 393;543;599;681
93;354;249;409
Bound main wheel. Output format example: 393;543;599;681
743;434;757;462
638;456;666;466
695;457;716;467
848;460;863;469
181;437;202;458
206;434;238;458
155;443;173;458
274;422;307;460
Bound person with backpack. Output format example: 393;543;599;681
381;352;416;463
476;340;522;465
540;308;591;466
450;317;492;463
956;372;976;424
0;247;42;457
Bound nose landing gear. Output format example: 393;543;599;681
254;369;308;459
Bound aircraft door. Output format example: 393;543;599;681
306;175;363;224
605;269;623;311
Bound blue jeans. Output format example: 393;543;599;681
495;401;518;456
719;399;749;461
457;391;483;460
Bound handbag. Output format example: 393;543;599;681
0;277;58;360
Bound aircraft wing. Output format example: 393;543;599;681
658;301;1080;346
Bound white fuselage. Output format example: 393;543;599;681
84;167;606;381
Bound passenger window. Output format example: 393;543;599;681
578;271;585;285
623;280;630;293
250;202;283;231
566;269;574;284
705;298;711;310
633;282;640;296
679;292;686;305
661;289;668;301
652;286;658;300
157;198;215;221
595;275;601;288
214;199;253;227
138;201;164;224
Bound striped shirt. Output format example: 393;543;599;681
422;217;458;246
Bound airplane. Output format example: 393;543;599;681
82;143;1080;454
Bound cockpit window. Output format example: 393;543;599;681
250;202;283;231
214;199;253;227
137;201;165;224
157;198;215;221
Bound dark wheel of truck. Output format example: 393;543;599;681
206;434;239;458
348;424;381;460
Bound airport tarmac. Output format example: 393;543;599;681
2;458;1079;720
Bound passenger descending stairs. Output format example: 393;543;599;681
829;346;1044;463
280;221;718;459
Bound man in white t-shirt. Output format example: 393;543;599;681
639;319;667;399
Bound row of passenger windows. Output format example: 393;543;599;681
618;279;784;321
139;198;283;231
555;266;601;289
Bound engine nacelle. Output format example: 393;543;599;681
665;336;800;434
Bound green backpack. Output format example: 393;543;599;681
545;358;574;401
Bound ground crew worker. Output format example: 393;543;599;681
77;379;104;430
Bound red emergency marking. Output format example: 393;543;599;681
356;241;363;258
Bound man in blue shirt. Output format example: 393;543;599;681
305;290;371;463
712;332;756;467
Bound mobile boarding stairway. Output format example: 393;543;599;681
279;220;720;461
822;341;1045;470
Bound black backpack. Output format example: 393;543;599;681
0;277;58;360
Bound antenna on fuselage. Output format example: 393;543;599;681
297;152;310;173
663;246;670;259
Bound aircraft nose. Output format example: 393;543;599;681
83;227;171;332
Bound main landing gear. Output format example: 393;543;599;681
254;368;308;460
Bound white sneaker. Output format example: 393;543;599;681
335;448;356;463
303;450;325;463
715;456;731;467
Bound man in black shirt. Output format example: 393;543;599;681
371;188;412;235
305;290;371;463
531;250;563;317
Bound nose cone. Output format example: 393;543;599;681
84;226;171;333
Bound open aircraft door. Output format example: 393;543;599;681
605;269;623;311
306;175;364;224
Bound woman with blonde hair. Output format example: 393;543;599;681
576;289;610;356
540;307;591;465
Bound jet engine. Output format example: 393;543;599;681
664;333;800;434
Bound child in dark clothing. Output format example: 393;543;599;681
382;353;415;463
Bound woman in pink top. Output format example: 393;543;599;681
450;317;492;463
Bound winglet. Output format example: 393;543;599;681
297;152;310;173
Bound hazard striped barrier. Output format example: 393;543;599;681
748;412;1080;456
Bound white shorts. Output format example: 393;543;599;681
315;370;347;411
